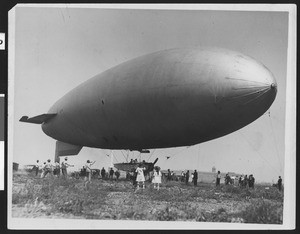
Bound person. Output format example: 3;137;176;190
216;171;221;186
53;161;60;177
126;172;131;180
167;169;171;181
42;159;53;178
248;174;255;188
225;173;231;185
109;168;114;180
101;167;106;179
278;176;282;191
235;175;239;186
115;170;120;181
243;175;248;188
84;160;95;188
135;164;146;190
33;160;40;177
40;162;46;178
171;171;175;181
185;170;190;185
61;157;74;178
152;166;162;190
132;170;138;187
181;171;185;182
193;170;198;186
238;175;243;187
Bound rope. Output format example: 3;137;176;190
169;146;191;158
120;150;128;162
239;131;281;175
111;150;119;163
147;149;156;161
268;111;283;174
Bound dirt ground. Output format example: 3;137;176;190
11;171;283;223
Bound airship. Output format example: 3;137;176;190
20;47;277;162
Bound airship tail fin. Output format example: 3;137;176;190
55;140;83;162
19;113;57;124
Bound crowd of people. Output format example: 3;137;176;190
216;171;283;191
31;159;283;192
216;171;256;188
32;157;123;182
32;158;75;179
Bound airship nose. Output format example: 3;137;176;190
224;56;277;109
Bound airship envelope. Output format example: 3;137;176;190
20;47;277;158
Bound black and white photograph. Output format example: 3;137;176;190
7;4;296;230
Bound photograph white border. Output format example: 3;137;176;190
7;3;296;230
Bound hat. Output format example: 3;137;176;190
47;159;51;162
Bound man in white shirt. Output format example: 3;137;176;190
34;160;40;177
84;160;95;189
61;157;74;178
42;159;53;178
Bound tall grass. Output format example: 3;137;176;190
12;174;283;223
238;199;283;224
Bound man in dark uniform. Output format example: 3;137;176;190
193;170;198;186
185;170;189;185
216;171;221;186
101;167;106;179
278;176;282;191
109;168;114;180
167;169;171;181
34;160;40;176
115;170;120;181
248;174;255;188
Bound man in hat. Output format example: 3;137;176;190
193;170;198;186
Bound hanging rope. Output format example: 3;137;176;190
120;150;128;162
169;146;191;158
147;149;156;161
267;111;283;174
111;150;119;163
239;131;281;175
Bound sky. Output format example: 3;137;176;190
10;5;289;183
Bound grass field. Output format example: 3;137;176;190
11;171;283;223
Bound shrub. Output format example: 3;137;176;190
239;199;283;224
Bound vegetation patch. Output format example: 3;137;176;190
12;173;283;223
